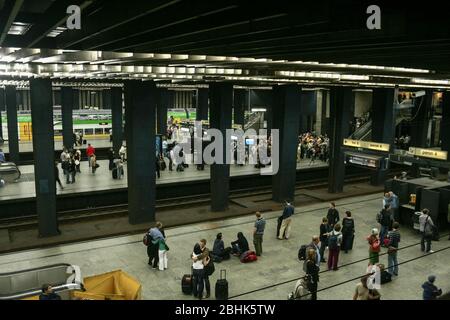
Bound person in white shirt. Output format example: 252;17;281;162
419;208;435;253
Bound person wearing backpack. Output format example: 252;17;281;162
419;208;435;253
327;224;342;271
378;204;393;246
386;222;401;276
147;222;165;269
326;202;340;228
341;211;355;253
319;217;332;262
367;228;381;266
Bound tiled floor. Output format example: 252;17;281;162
0;158;328;201
0;193;448;300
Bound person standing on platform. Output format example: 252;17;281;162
327;202;340;229
148;222;165;269
386;222;401;276
341;211;355;253
253;212;266;256
378;204;393;247
307;236;321;266
155;156;161;179
382;192;392;208
389;191;399;222
54;161;64;190
74;148;81;173
319;217;332;262
108;148;114;171
90;154;98;174
305;249;320;300
422;275;442;300
327;224;342;271
119;144;127;162
68;156;76;184
60;148;70;184
367;228;381;266
86;143;95;167
419;208;435;253
278;201;294;240
192;240;209;300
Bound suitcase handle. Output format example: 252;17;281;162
220;269;226;280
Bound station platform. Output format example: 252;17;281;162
1;192;448;300
0;137;112;154
0;158;328;201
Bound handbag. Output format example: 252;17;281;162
204;257;215;276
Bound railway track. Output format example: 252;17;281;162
0;172;381;231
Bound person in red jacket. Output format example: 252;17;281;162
86;143;95;167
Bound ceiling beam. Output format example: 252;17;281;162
0;0;24;45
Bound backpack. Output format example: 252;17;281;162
328;233;339;250
342;218;354;233
381;211;391;227
298;245;308;261
143;233;150;246
376;211;382;224
240;250;257;263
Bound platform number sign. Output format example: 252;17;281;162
66;5;81;30
366;5;381;30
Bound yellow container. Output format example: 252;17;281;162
73;270;142;300
410;194;416;205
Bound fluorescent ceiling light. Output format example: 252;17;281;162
412;78;450;85
251;108;266;112
8;22;32;35
47;26;68;38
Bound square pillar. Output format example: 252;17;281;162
272;84;302;202
209;83;233;211
411;89;433;148
441;91;450;153
5;86;19;163
30;78;59;237
370;88;396;185
61;87;74;149
196;88;209;121
111;87;123;155
157;88;169;135
124;81;156;224
102;89;112;110
328;87;353;193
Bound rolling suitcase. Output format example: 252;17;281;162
181;274;193;295
215;269;228;300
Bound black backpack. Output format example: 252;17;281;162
298;245;308;261
328;233;339;250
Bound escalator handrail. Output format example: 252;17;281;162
0;282;84;300
0;263;73;276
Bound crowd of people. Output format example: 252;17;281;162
394;135;412;150
142;190;446;301
297;132;330;164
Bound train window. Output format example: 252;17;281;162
95;128;103;135
84;128;94;135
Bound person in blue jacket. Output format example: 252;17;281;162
422;275;442;300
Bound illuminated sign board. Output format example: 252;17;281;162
408;147;448;161
343;139;390;152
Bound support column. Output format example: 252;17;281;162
196;88;209;121
328;87;353;193
209;83;233;211
30;79;59;237
272;84;302;202
103;89;111;110
370;88;396;185
124;81;156;224
0;88;4;138
6;86;19;163
233;89;245;127
111;87;123;155
157;88;168;135
411;89;433;147
441;91;450;153
315;90;323;135
61;87;74;149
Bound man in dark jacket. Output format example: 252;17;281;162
422;275;442;300
379;204;393;246
39;284;61;300
278;201;294;240
253;212;266;256
327;202;339;228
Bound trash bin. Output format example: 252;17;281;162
413;212;421;231
72;270;141;300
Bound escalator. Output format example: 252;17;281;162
0;162;21;183
0;263;83;300
244;112;264;131
349;116;406;141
